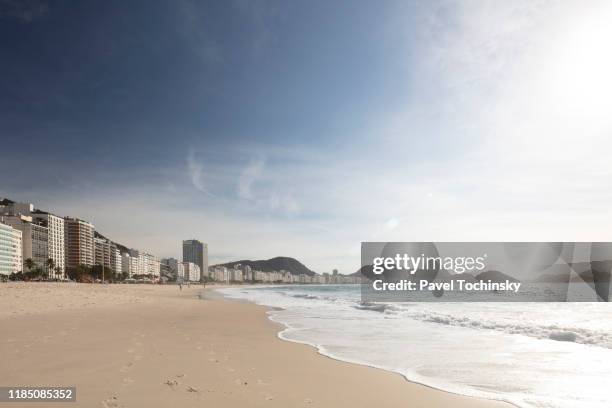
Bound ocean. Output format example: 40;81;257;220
218;284;612;408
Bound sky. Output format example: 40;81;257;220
2;0;612;273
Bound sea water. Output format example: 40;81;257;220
218;285;612;408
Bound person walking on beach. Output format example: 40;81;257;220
179;282;182;291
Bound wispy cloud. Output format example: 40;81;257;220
186;149;211;195
237;155;265;199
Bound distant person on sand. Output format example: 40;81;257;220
179;282;182;291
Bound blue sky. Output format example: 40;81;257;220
2;0;612;273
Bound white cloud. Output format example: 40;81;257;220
187;149;211;195
237;155;265;199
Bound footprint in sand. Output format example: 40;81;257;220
185;386;199;393
164;379;179;389
120;362;133;373
101;396;124;408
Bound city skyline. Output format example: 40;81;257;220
2;1;612;273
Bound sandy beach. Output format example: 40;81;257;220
0;283;511;408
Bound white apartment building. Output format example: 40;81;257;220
210;266;229;282
142;252;160;277
121;252;141;277
31;210;64;275
121;249;160;278
174;260;185;281
182;261;200;282
1;215;48;272
0;222;22;276
113;247;122;274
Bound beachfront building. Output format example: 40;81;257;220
161;257;184;281
1;215;48;273
0;222;22;276
142;252;160;277
160;258;174;280
64;217;94;269
94;236;120;274
176;261;185;281
182;239;208;281
121;252;139;277
31;210;65;277
120;249;159;278
0;201;49;273
0;202;64;276
182;261;200;282
229;268;243;282
161;257;176;279
112;246;122;274
210;266;229;282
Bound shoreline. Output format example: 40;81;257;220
220;287;520;408
0;282;512;407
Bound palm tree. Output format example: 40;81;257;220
24;258;35;273
54;266;62;280
46;258;55;280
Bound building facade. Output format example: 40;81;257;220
161;257;183;281
31;210;65;275
0;222;22;276
182;261;200;282
142;252;160;277
1;215;48;272
182;239;208;281
94;237;112;270
64;217;94;269
121;252;140;277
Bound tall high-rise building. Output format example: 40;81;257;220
0;222;22;276
93;235;122;276
31;210;65;276
182;239;208;282
94;237;112;270
112;246;122;275
64;217;94;269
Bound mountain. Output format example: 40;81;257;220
215;257;316;276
